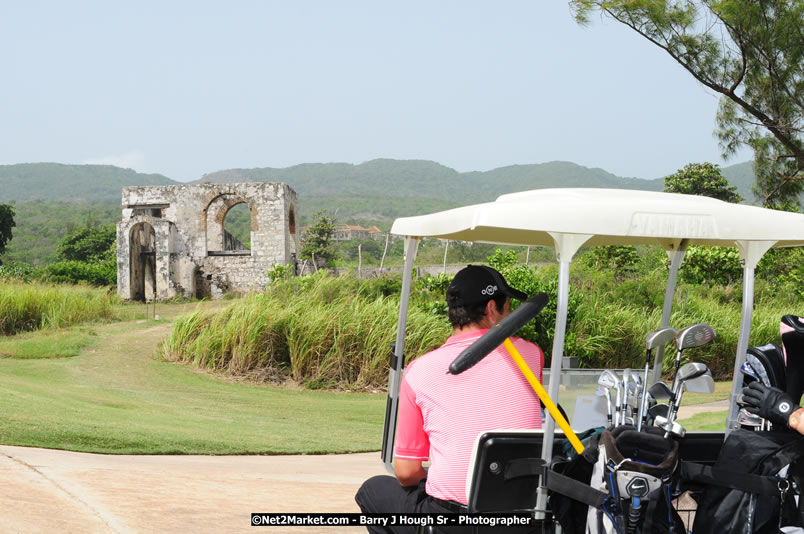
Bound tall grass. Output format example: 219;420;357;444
161;264;803;389
0;281;119;335
159;272;451;389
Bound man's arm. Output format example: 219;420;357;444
394;458;427;486
789;407;804;434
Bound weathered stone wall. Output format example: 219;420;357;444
117;182;299;301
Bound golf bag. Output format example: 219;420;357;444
684;429;804;533
782;315;804;403
547;425;683;534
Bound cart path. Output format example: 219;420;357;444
0;445;387;533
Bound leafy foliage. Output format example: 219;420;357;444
1;201;120;265
300;210;337;263
0;204;15;264
571;0;803;207
44;260;117;287
679;246;742;285
664;162;743;203
580;246;641;278
0;261;43;283
58;224;116;263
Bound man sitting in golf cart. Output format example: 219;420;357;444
355;265;543;528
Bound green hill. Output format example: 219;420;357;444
0;159;763;265
0;163;178;204
198;159;666;203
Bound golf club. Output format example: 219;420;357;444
654;415;686;438
684;371;715;394
620;368;631;426
648;381;673;402
639;327;677;431
663;362;709;437
598;370;619;427
670;324;716;392
595;384;613;427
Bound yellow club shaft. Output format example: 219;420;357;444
502;338;585;454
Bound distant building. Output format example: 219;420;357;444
117;182;299;301
331;224;385;241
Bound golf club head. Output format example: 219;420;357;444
655;415;686;438
621;369;632;425
648;403;670;419
648;381;673;401
598;370;619;389
674;323;716;350
677;362;709;383
645;327;678;351
737;408;764;428
684;372;715;394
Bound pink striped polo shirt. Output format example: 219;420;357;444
394;329;543;504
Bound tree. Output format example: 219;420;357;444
58;224;117;263
300;211;337;264
664;162;744;203
0;204;16;265
571;0;803;207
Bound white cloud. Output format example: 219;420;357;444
82;150;148;172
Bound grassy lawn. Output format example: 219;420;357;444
0;301;386;455
0;297;743;454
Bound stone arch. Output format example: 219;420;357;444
129;222;156;302
204;194;255;254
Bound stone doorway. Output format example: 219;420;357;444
129;222;156;302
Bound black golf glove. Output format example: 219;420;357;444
740;382;797;427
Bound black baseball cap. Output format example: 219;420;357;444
447;265;528;308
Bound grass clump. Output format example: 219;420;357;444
159;271;451;390
0;281;119;335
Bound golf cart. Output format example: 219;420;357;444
379;188;804;531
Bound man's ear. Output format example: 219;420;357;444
484;299;498;321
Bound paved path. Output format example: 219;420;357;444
0;446;387;534
0;401;729;533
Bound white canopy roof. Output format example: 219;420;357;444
390;188;804;249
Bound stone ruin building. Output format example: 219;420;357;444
117;182;299;301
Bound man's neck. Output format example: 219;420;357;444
453;321;493;336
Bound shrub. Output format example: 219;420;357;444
0;261;43;283
44;259;116;287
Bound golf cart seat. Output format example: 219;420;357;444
418;429;558;534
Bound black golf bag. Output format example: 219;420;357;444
739;315;804;430
683;429;804;533
782;314;804;402
547;425;684;534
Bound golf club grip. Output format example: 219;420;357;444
449;293;549;375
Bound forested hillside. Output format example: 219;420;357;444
0;163;177;204
0;159;761;265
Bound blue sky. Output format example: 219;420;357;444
0;1;750;182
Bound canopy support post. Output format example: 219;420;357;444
651;240;688;385
535;233;591;517
726;240;775;434
381;237;419;473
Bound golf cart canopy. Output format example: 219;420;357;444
390;188;804;249
382;188;804;475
